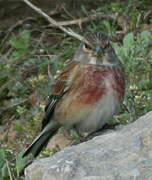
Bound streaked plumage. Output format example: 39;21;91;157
22;32;125;158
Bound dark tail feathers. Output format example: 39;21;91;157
22;120;60;158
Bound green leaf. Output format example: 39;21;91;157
148;51;152;61
123;32;135;48
138;79;150;90
9;30;30;58
0;149;6;168
0;149;9;179
140;31;151;45
2;163;9;179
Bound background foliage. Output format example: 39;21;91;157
0;0;152;179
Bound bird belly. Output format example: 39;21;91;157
54;65;124;133
75;89;120;133
55;83;120;134
55;85;119;133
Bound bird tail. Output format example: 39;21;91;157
22;120;60;158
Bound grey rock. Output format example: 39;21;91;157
25;111;152;180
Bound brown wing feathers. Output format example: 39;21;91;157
42;61;79;129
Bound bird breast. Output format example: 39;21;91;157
54;64;125;128
68;64;125;104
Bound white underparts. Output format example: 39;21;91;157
89;56;97;65
76;76;120;133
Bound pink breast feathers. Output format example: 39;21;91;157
73;66;125;104
75;66;110;104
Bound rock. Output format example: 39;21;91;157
25;111;152;180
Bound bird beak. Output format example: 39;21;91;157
95;46;103;56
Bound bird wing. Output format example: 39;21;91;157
41;60;79;129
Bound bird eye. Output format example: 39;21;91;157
104;41;110;49
84;43;92;50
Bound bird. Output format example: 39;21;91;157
22;32;125;158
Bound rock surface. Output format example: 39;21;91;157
25;111;152;180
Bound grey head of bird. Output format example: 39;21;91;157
73;32;119;66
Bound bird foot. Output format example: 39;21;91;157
71;122;120;145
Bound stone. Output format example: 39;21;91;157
25;111;152;180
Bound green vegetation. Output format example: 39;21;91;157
112;31;152;123
0;0;152;179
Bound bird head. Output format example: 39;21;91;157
74;32;119;66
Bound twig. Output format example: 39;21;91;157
61;3;75;19
36;30;47;47
22;0;89;44
48;4;63;16
47;13;118;27
6;160;13;180
0;17;35;51
47;63;54;81
0;99;29;113
0;7;63;52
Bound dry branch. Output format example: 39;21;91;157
47;13;118;27
0;99;29;113
22;0;130;44
0;17;35;51
22;0;88;44
22;0;129;44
